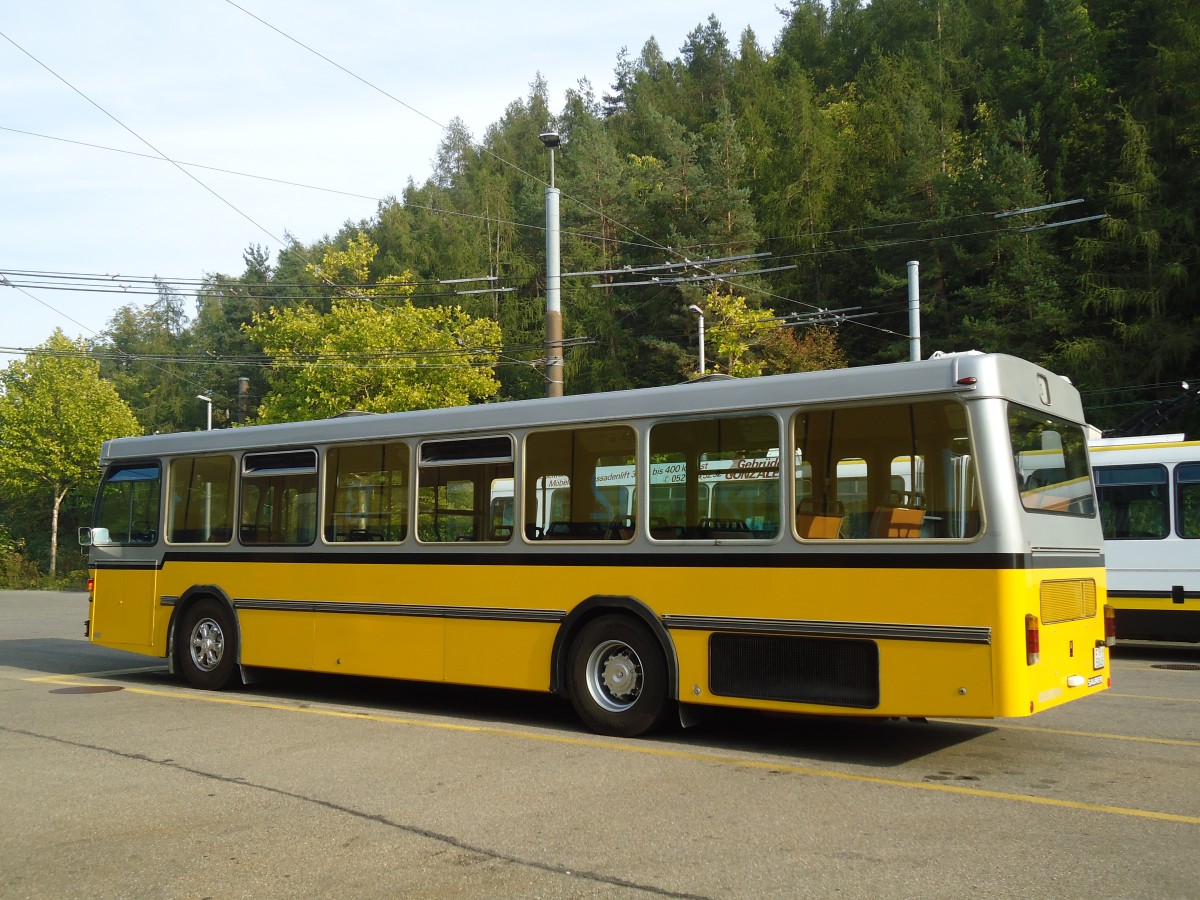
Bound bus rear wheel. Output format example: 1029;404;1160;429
177;599;239;690
567;615;668;737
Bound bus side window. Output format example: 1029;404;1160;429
795;401;978;541
1095;464;1168;539
325;442;409;543
240;450;318;546
524;425;636;542
418;436;513;543
167;456;234;544
650;414;780;541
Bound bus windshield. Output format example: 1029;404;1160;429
1010;405;1096;517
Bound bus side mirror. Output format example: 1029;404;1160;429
82;527;111;546
1041;431;1063;452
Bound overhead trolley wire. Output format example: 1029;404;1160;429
0;28;540;380
221;0;746;303
4;6;1116;367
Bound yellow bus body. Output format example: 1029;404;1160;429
91;557;1108;719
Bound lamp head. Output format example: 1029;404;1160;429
538;130;561;149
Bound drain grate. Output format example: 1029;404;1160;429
1150;663;1200;671
50;685;124;694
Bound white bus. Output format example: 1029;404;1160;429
1090;434;1200;641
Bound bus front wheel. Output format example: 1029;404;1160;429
567;615;668;737
177;599;240;690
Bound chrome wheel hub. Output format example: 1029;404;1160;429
189;618;224;672
586;639;642;712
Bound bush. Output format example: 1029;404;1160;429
45;569;89;592
0;541;42;589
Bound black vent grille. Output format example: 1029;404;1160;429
709;633;880;709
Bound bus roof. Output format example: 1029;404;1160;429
100;352;1082;463
1089;434;1188;449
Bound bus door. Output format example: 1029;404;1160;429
85;461;163;652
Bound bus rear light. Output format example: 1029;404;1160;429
86;577;94;594
1025;614;1040;665
1103;604;1116;647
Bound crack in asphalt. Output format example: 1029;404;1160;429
2;724;711;899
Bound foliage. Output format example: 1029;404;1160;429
0;524;41;589
0;331;141;576
699;289;776;378
245;235;503;422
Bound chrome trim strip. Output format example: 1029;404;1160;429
231;598;565;624
662;615;992;644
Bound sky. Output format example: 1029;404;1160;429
0;1;790;355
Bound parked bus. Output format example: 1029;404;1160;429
81;352;1112;736
1090;434;1200;641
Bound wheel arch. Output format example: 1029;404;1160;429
167;584;241;672
550;595;679;701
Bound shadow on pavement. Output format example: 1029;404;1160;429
0;637;163;677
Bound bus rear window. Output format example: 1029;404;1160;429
1010;405;1095;517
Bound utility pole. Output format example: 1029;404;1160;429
540;130;564;397
689;304;706;376
907;260;921;362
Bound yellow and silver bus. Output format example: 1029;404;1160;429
82;351;1112;736
1090;434;1200;642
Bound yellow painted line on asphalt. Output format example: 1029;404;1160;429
28;673;1200;827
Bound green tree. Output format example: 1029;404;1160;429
0;331;141;577
245;236;503;422
699;289;771;377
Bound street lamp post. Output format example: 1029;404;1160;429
540;129;563;398
688;304;706;376
196;394;213;431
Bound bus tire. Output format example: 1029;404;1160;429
177;599;239;690
567;615;668;737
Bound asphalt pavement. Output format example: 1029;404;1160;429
3;590;1198;898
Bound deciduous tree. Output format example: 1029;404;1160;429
0;331;141;576
246;236;503;422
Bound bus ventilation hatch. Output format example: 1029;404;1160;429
1040;579;1097;624
708;634;880;709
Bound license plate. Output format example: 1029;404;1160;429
1093;645;1106;670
